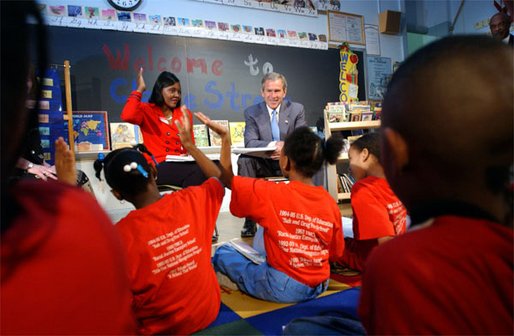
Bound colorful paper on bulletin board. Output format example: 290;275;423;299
70;111;110;152
339;43;359;103
37;67;65;165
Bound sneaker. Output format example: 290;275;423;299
241;219;257;238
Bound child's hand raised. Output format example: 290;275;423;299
195;112;228;138
55;137;77;186
175;105;194;150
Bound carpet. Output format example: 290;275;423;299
195;276;361;335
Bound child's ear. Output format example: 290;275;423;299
361;148;370;161
382;127;409;173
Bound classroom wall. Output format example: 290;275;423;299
36;0;499;217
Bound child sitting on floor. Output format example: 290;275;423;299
93;110;231;335
336;132;406;272
359;35;513;335
208;124;345;303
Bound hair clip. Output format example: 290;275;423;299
123;162;148;178
97;152;105;162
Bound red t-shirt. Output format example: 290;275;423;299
121;90;195;164
1;181;136;335
340;176;407;271
359;216;514;335
230;176;344;287
115;178;224;335
351;176;406;239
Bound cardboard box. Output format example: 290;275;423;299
379;10;402;35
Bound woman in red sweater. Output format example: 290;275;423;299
121;68;207;187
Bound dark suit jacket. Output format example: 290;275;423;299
243;100;306;148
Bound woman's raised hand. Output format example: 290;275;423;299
136;67;146;93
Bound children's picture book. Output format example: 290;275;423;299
110;122;143;150
325;102;347;123
208;120;229;146
229;121;246;147
71;111;110;152
193;124;209;147
227;239;265;265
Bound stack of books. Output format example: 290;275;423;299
348;102;372;122
192;121;246;147
338;173;355;193
325;102;347;123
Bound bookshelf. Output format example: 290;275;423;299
324;118;381;201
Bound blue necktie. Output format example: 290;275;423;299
271;110;280;141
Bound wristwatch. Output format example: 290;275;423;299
26;162;34;171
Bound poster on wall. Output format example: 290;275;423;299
366;56;392;100
364;24;380;55
70;111;110;152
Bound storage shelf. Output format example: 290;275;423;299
324;114;381;202
338;152;349;160
338;192;351;200
328;120;381;131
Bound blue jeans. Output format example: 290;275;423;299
213;244;328;303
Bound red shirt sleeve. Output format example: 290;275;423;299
121;90;145;125
230;176;269;223
339;237;378;271
351;183;395;239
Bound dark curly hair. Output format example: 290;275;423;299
94;147;153;199
350;132;381;161
283;126;343;178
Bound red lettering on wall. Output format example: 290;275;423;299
171;57;182;73
211;60;223;77
101;43;223;76
187;58;207;74
158;57;167;72
102;43;129;71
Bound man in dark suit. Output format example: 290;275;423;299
238;72;306;237
489;12;513;46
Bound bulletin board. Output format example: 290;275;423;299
327;11;365;45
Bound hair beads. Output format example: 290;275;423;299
123;162;148;178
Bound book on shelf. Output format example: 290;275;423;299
193;124;209;147
229;121;245;147
338;173;355;193
325;102;347;123
208;120;229;146
348;102;371;122
110;122;143;150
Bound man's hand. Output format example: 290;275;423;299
195;112;229;139
175;105;194;150
28;163;57;181
136;67;146;93
271;141;284;160
54;137;77;186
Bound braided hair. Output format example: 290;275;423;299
94;145;154;198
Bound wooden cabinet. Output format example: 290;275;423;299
324;119;381;201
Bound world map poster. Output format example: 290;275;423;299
71;111;110;151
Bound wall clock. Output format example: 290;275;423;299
107;0;142;11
